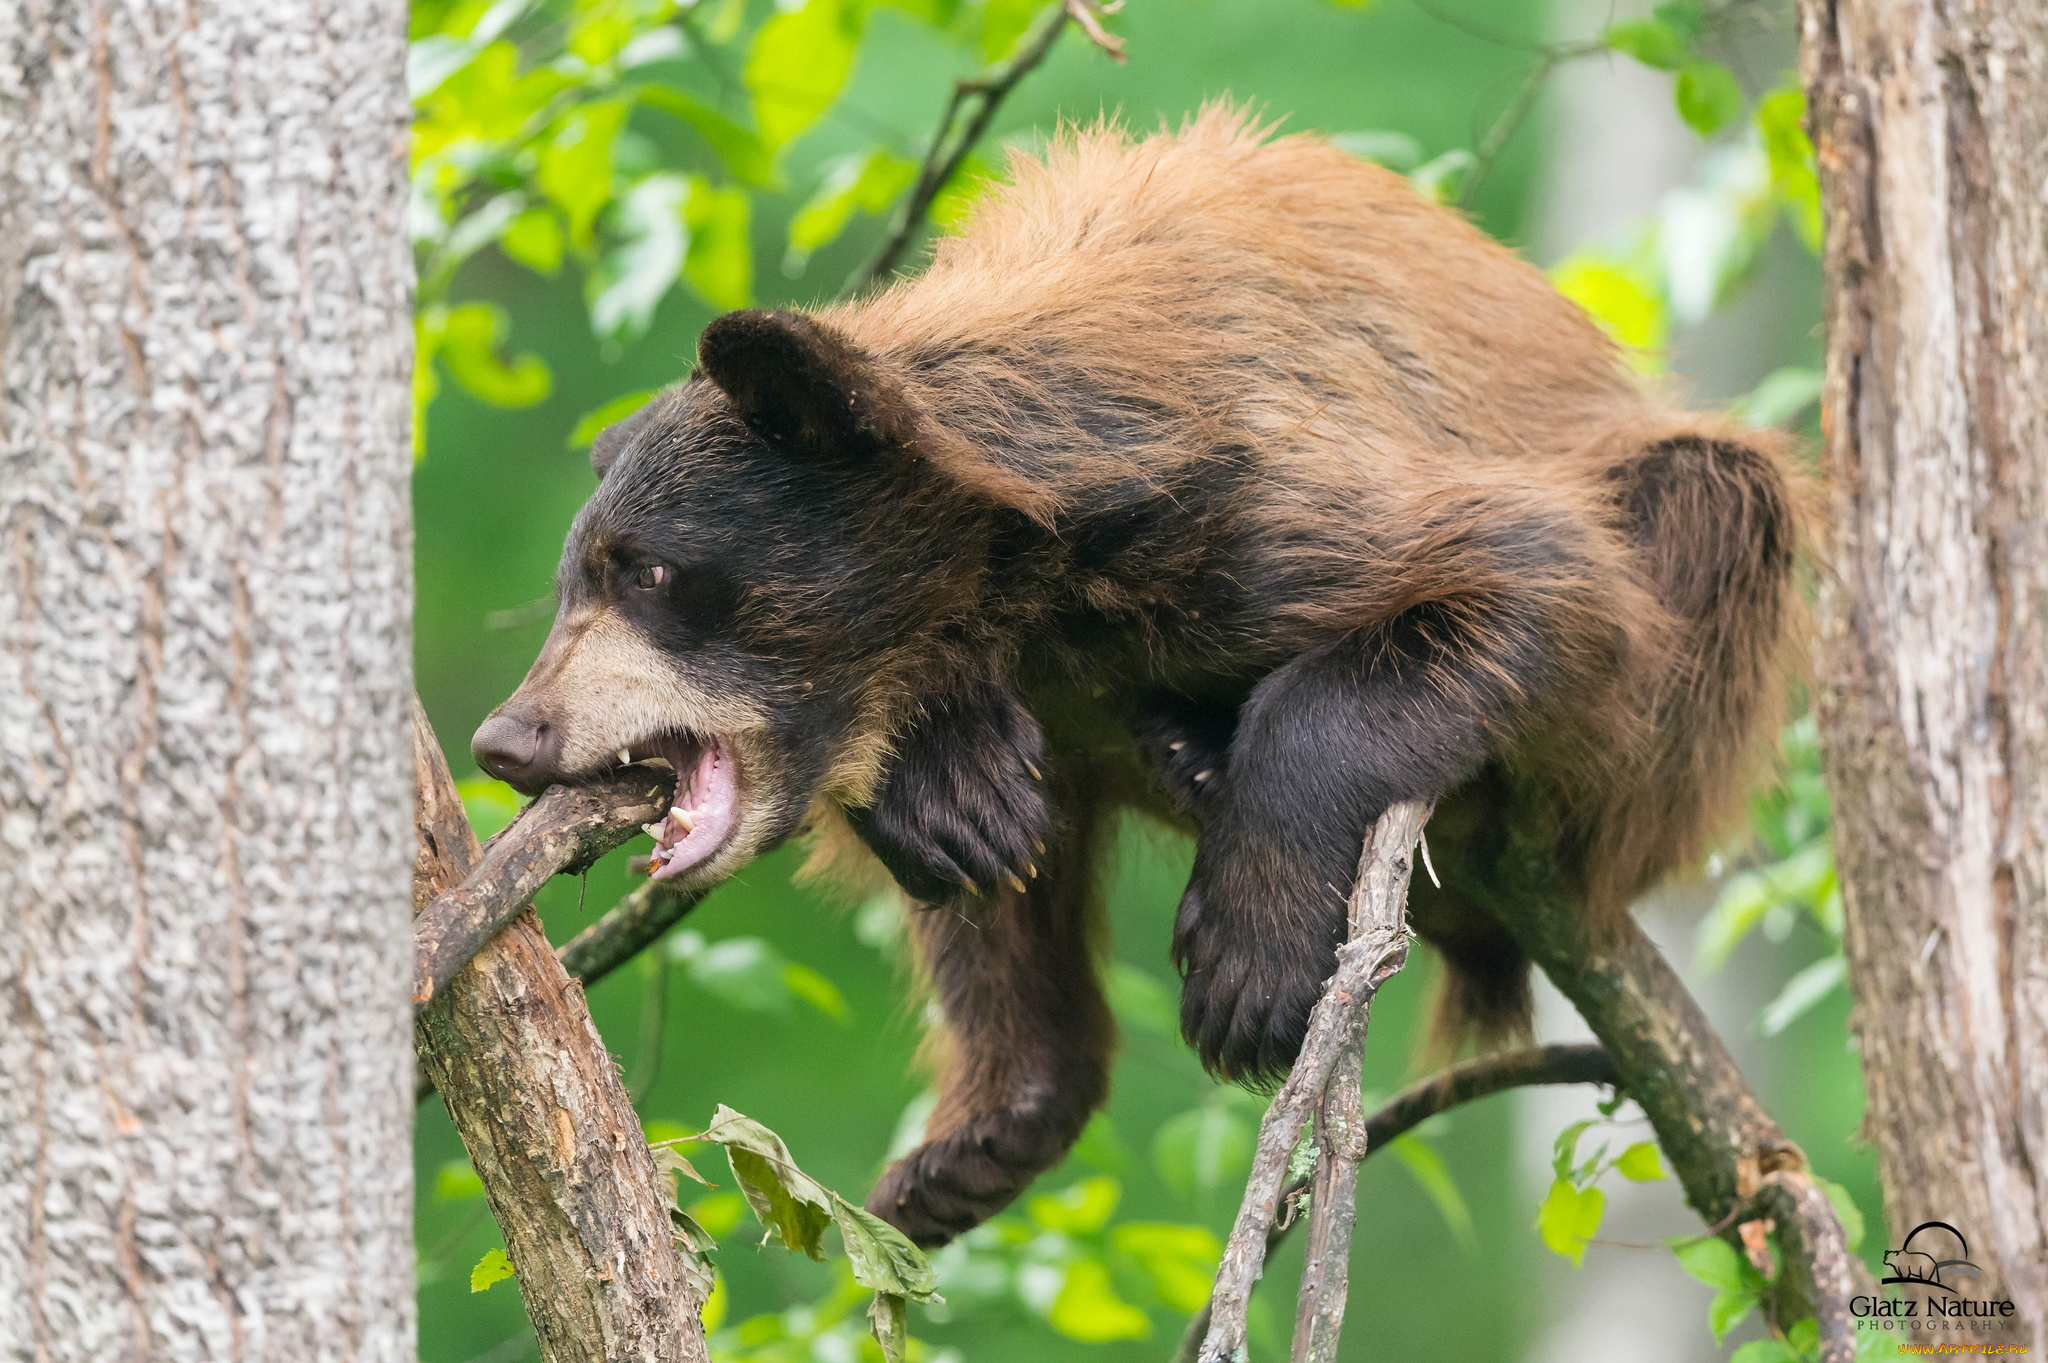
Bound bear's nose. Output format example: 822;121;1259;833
471;710;562;796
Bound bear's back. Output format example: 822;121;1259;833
840;104;1645;494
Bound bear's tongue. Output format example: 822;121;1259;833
645;737;736;881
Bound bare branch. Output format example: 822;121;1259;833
410;702;708;1363
412;767;672;1010
849;0;1122;294
1291;1042;1366;1362
1198;800;1429;1363
1170;1042;1618;1363
559;879;708;987
1455;795;1860;1358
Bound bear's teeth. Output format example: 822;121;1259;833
619;748;632;764
642;823;662;838
670;806;694;832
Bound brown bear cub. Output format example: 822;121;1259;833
472;108;1802;1248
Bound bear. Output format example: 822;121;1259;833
471;107;1804;1249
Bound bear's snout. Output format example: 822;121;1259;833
472;710;563;796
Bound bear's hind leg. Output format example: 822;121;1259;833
865;771;1114;1248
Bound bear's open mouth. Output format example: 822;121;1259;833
636;733;739;881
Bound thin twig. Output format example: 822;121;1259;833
1198;801;1429;1363
849;0;1122;294
1170;1042;1618;1363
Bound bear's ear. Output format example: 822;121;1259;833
696;309;915;459
589;392;665;480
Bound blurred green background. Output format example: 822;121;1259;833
408;1;1868;1359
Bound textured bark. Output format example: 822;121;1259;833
410;704;709;1363
1199;801;1426;1363
1453;798;1858;1356
1801;0;2048;1341
0;1;417;1359
412;767;670;1011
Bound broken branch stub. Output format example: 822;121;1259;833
412;766;671;1010
1199;799;1430;1363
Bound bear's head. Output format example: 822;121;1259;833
471;309;985;893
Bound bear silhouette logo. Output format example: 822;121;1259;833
1879;1222;1982;1293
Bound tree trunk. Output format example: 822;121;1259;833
1802;0;2048;1342
0;1;418;1359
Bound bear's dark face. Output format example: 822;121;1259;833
472;311;971;894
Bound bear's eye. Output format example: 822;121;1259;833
632;564;667;590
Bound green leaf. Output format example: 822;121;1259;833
1710;1287;1757;1343
568;388;659;450
1730;1338;1797;1363
536;99;631;248
500;205;564;276
1671;1234;1749;1293
1330;130;1426;171
650;1142;716;1192
1757;86;1822;251
1048;1257;1152;1342
589;173;688;342
1616;1141;1667;1183
1391;1136;1476;1251
1110;1223;1221;1313
631;85;777;187
745;0;862;151
1409;148;1476;204
1654;0;1704;40
436;1160;485;1200
782;962;849;1021
701;1106;835;1258
1550;1118;1599;1182
1105;961;1180;1038
433;302;552;408
1601;18;1687;70
786;148;919;270
1676;62;1744;136
682;179;754;310
979;0;1040;59
832;1196;939;1301
1536;1178;1605;1265
1153;1105;1253;1201
455;774;524;840
1550;254;1667;367
470;1247;516;1292
1028;1175;1121;1235
867;1291;909;1363
1819;1178;1866;1253
1758;954;1848;1036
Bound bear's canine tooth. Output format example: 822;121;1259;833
670;806;694;831
619;748;632;764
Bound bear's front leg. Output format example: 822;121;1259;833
846;678;1051;903
1174;609;1535;1082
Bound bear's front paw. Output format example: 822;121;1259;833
1172;874;1337;1085
1130;695;1237;820
847;684;1050;903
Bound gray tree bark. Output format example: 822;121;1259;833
1802;0;2048;1343
0;1;418;1360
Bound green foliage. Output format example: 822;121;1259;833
470;1246;517;1292
653;1105;940;1362
1670;1233;1768;1343
1535;1119;1667;1266
1675;62;1743;136
1698;716;1850;1036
